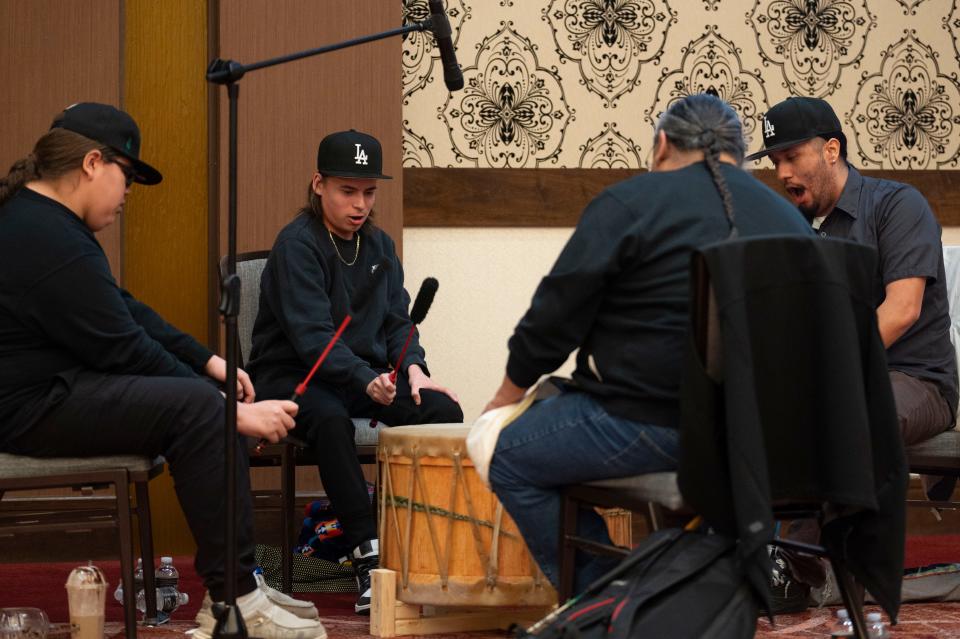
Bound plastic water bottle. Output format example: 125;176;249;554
113;558;144;604
830;608;854;637
867;612;889;638
154;557;189;615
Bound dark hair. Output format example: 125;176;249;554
0;127;119;206
297;174;376;230
654;94;746;237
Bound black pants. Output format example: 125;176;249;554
260;371;463;551
4;371;257;600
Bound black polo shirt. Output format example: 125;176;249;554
815;166;958;417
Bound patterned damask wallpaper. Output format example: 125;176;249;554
400;0;960;170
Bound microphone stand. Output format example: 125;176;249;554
206;19;432;639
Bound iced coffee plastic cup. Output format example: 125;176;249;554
64;564;106;639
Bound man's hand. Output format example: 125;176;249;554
204;354;256;403
483;374;528;414
236;400;297;443
367;373;397;406
407;364;459;406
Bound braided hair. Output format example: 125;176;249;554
654;94;745;238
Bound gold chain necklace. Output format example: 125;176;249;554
328;230;360;266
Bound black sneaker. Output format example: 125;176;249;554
351;539;379;615
769;546;810;615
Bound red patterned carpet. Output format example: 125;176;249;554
36;603;960;638
4;555;960;637
756;605;960;638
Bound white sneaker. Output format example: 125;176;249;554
199;575;319;622
193;588;327;639
255;573;319;620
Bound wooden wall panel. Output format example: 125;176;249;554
216;0;404;259
124;0;210;555
405;168;960;228
0;0;123;275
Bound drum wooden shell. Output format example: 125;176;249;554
378;424;557;607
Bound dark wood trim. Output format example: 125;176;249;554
404;168;960;228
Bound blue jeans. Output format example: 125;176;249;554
488;391;679;595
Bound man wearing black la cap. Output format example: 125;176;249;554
249;129;463;614
0;102;328;639
749;96;957;448
749;96;958;610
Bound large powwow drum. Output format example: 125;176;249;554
378;424;557;607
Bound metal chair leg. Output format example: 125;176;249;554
558;493;579;602
832;558;868;639
114;473;137;639
135;480;158;624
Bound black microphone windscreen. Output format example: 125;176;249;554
409;277;439;324
350;259;391;314
427;0;464;91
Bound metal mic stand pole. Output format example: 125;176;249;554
205;19;430;639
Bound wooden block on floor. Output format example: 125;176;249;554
371;568;397;637
369;568;552;637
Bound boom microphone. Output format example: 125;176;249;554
255;259;391;453
409;277;439;324
389;277;439;383
427;0;464;91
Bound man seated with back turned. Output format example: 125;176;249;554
747;96;959;610
482;94;812;595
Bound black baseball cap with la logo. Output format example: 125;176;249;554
745;97;844;161
50;102;163;185
316;130;392;180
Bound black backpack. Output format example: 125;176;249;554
514;528;759;639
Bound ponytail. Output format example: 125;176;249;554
0;154;40;206
0;127;113;207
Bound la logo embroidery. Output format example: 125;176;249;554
354;144;369;166
763;117;775;140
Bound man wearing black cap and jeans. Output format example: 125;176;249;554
249;130;463;614
748;96;958;610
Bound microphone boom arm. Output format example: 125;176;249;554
207;21;431;85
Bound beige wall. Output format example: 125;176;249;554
944;228;960;246
403;227;575;420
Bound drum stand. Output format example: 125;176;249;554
370;569;552;637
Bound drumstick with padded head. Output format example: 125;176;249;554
389;277;438;383
254;258;391;454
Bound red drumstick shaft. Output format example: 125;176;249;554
294;314;352;397
255;314;352;454
389;324;417;383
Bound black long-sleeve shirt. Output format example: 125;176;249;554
0;188;213;446
507;162;814;428
248;213;426;396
